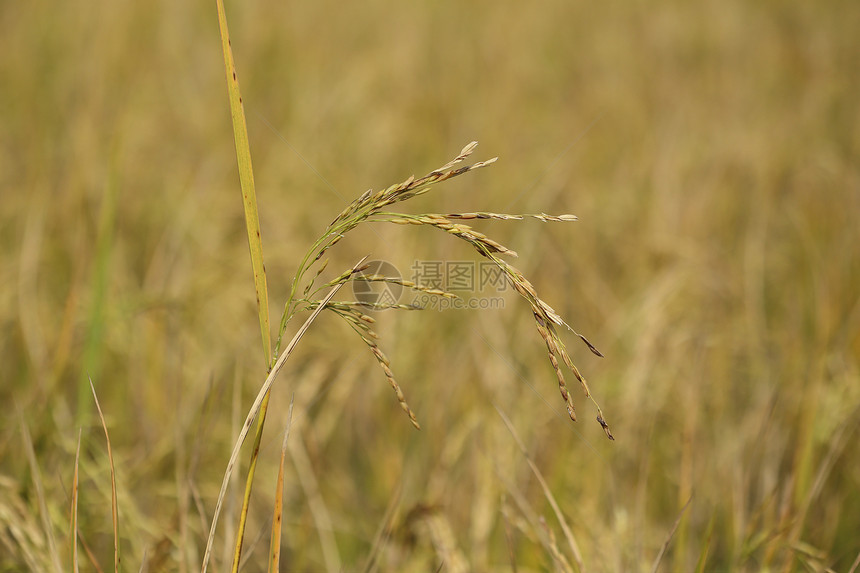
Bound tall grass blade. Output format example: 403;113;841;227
268;396;294;572
231;392;268;573
649;494;693;573
848;549;860;573
70;429;82;573
201;260;363;573
89;378;121;573
214;0;275;564
693;514;715;573
214;0;271;366
494;405;585;573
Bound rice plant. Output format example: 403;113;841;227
204;5;612;569
275;141;612;434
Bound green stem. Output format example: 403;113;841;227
231;390;272;573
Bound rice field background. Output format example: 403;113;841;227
2;0;859;571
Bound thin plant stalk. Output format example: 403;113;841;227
201;263;361;573
268;396;294;572
230;391;270;572
495;405;585;572
213;0;271;365
89;378;121;573
70;429;82;573
214;0;274;567
649;495;693;573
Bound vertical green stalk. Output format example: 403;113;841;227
214;0;271;365
214;0;273;570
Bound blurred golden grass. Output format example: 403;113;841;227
2;0;859;571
